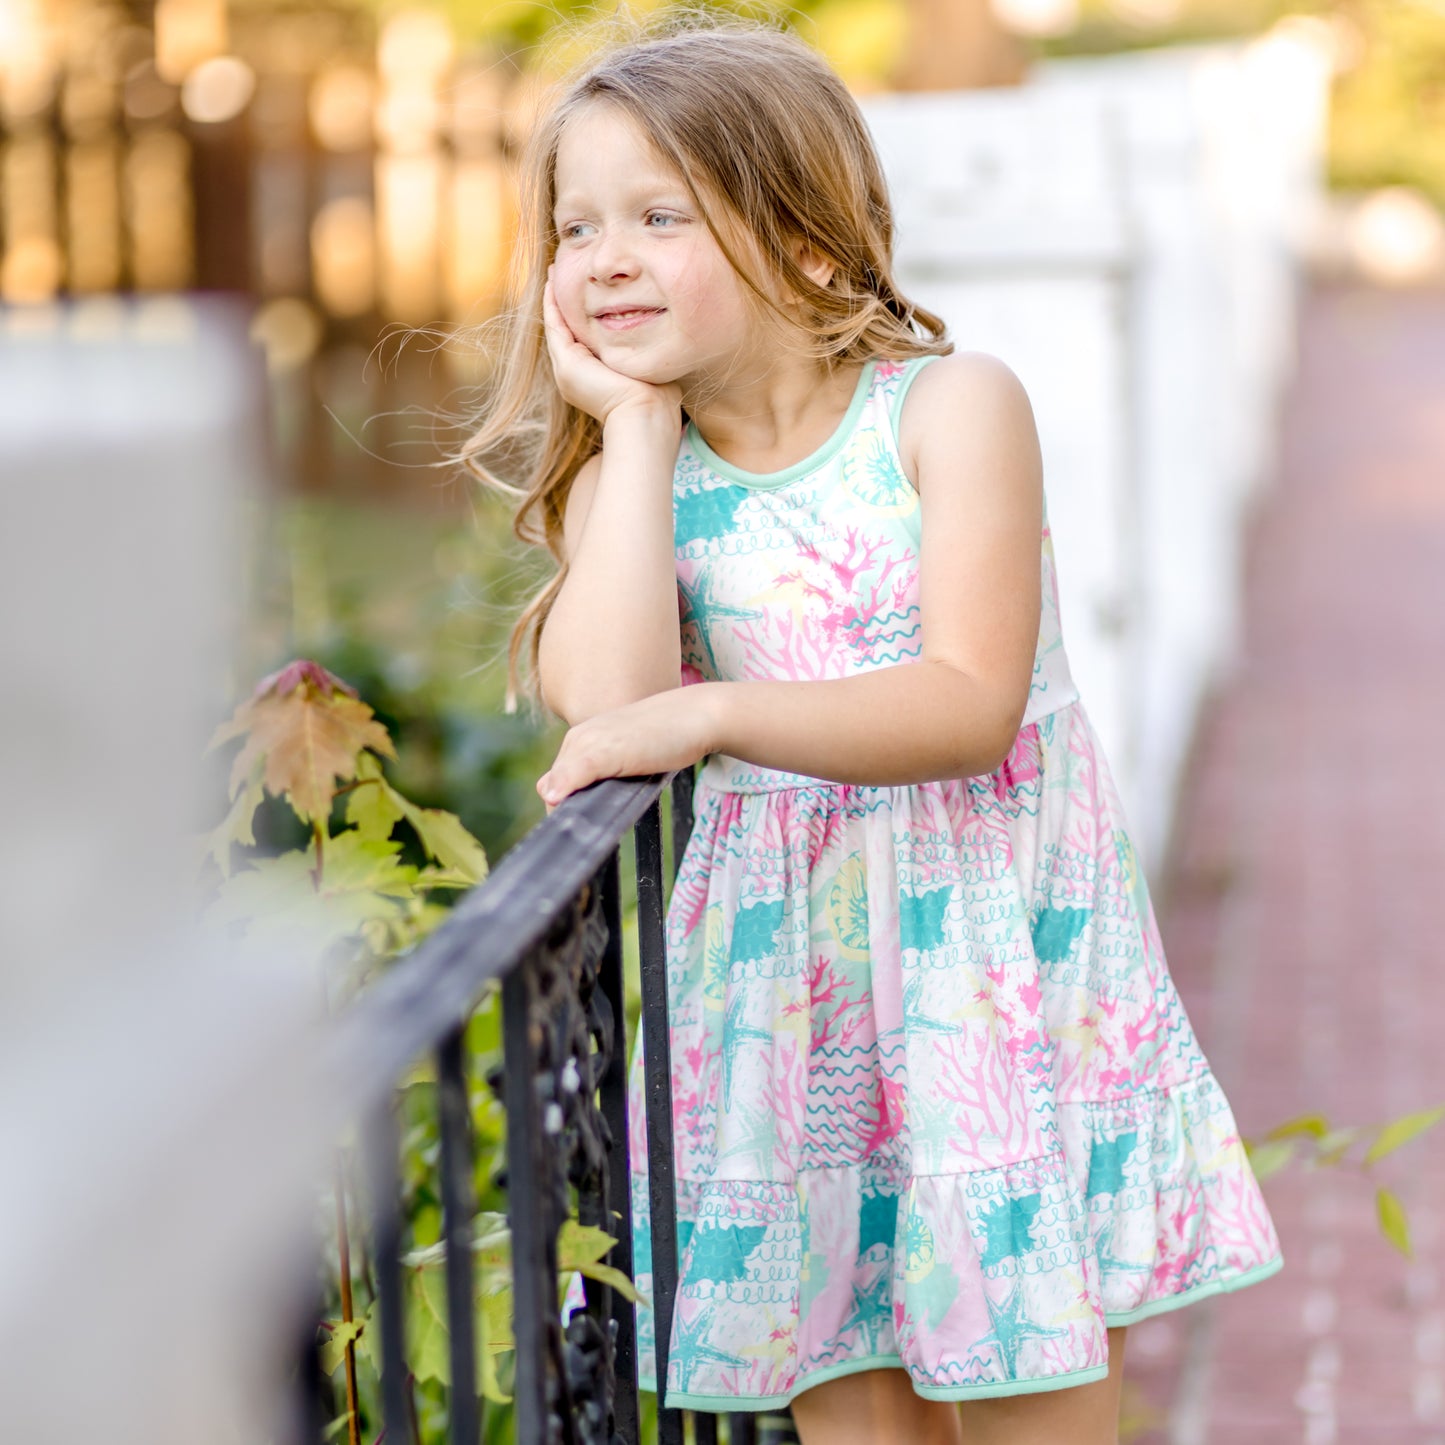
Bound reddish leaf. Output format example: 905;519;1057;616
210;660;396;825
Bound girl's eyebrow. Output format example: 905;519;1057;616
552;177;692;216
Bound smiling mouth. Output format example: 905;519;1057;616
593;307;665;330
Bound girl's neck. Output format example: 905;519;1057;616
684;352;867;477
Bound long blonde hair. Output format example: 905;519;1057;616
463;16;951;713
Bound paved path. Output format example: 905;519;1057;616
1127;283;1445;1443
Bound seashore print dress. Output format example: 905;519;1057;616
625;356;1282;1412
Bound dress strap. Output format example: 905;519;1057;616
888;353;946;450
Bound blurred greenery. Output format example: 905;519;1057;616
244;483;561;864
354;0;1445;208
1324;0;1445;206
1044;0;1445;210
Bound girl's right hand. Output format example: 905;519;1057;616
542;269;682;427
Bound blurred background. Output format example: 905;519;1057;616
4;0;1442;868
4;0;1445;1441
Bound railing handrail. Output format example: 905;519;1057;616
323;771;675;1112
305;767;740;1445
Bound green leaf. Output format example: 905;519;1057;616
1243;1138;1296;1181
575;1259;650;1307
405;1264;452;1384
319;1316;366;1376
414;866;479;891
1265;1113;1331;1143
349;753;489;884
479;1292;514;1404
474;1217;513;1279
1365;1105;1445;1166
346;753;405;841
479;1287;516;1354
321;831;418;899
353;1302;377;1369
556;1220;617;1270
1377;1185;1413;1257
208;849;318;925
207;847;407;957
1314;1127;1360;1167
203;763;265;878
400;1056;438;1090
466;993;503;1060
399;802;489;884
321;1412;354;1443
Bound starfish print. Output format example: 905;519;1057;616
902;973;962;1035
677;561;764;679
971;1284;1067;1379
1092;1219;1152;1277
669;1304;750;1392
838;1264;894;1354
715;1099;774;1175
723;991;774;1109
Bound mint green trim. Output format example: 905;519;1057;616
1103;1254;1284;1328
639;1257;1285;1410
685;359;878;490
888;353;945;449
912;1363;1110;1402
650;1356;1112;1412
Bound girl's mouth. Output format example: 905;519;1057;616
594;307;665;332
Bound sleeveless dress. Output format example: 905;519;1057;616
626;356;1282;1411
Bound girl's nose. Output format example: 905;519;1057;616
589;230;640;284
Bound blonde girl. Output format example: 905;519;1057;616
467;19;1282;1445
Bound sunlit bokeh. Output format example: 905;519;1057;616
1;0;1441;495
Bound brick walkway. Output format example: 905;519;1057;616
1126;283;1445;1443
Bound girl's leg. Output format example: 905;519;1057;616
954;1326;1129;1445
790;1368;964;1445
787;1327;1128;1445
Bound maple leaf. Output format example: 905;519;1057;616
202;759;264;879
347;753;488;885
210;659;396;825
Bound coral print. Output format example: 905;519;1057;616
626;357;1282;1409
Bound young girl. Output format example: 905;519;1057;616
468;20;1282;1444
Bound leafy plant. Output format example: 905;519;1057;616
201;658;638;1445
204;658;487;979
1246;1103;1445;1257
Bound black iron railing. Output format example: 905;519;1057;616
312;768;793;1445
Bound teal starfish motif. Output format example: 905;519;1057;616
669;1304;749;1392
715;1099;773;1175
902;973;962;1035
838;1264;894;1353
1092;1219;1152;1277
677;562;764;678
971;1284;1067;1379
722;991;774;1109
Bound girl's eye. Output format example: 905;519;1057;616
558;222;594;241
646;211;682;229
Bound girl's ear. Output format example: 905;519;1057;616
790;236;835;289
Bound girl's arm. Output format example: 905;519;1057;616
534;278;685;724
537;353;1043;802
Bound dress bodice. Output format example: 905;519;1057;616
673;356;1078;790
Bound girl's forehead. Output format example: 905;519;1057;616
554;102;680;186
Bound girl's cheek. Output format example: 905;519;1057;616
551;256;589;333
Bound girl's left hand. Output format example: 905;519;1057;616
537;686;720;810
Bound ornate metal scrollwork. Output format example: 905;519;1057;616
500;875;627;1445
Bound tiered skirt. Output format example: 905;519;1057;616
627;698;1282;1410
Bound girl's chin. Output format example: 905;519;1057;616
595;347;687;388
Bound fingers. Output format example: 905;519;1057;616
541;268;565;332
538;724;615;808
541;270;575;358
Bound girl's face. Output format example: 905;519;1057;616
549;104;763;389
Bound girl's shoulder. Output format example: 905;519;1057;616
892;351;1039;494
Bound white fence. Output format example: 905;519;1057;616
0;299;329;1445
862;25;1332;871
